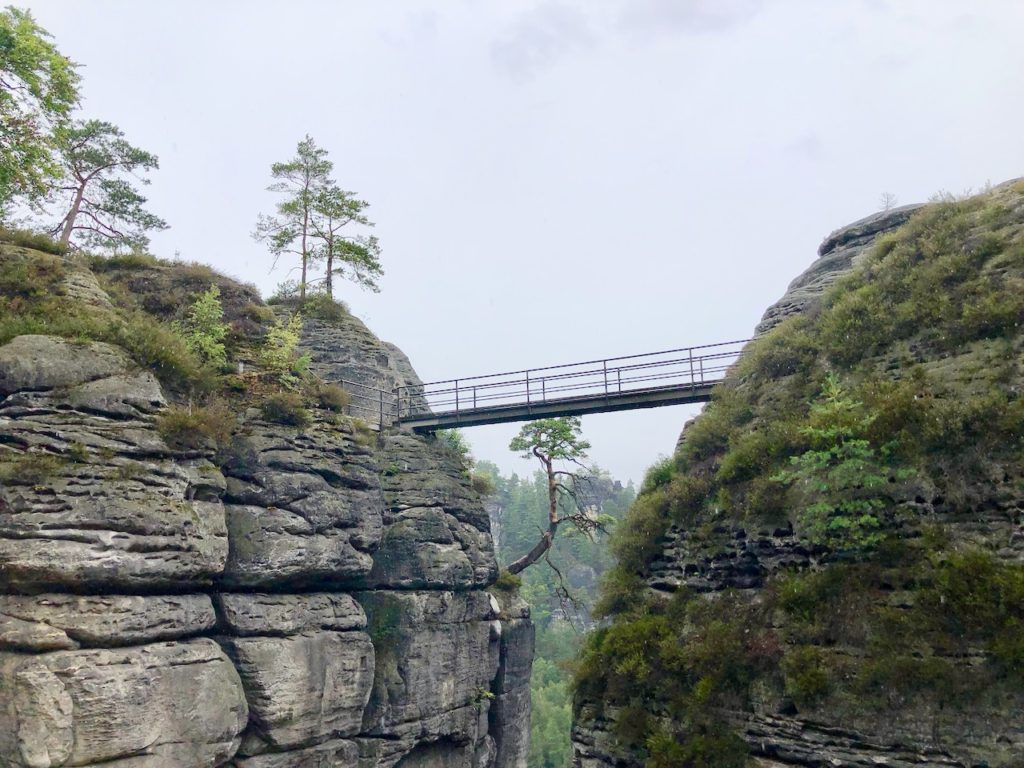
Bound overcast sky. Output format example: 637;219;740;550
24;0;1024;483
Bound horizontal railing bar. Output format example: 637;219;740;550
410;351;742;397
405;365;736;415
413;339;749;388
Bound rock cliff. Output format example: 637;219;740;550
0;248;532;767
573;181;1024;766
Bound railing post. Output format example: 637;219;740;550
395;386;403;421
617;369;622;392
603;361;609;402
699;356;705;383
541;376;546;402
455;380;460;417
473;386;477;409
689;348;694;386
525;371;530;406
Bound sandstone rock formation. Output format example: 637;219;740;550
573;182;1024;767
0;252;532;767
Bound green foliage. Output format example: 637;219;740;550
434;428;472;467
49;119;167;249
260;391;311;428
640;455;674;494
309;182;384;296
156;402;236;451
0;246;65;303
0;451;65;485
0;255;207;393
259;312;309;387
509;417;590;462
772;374;904;550
253;135;331;302
300;291;349;322
0;7;79;205
470;470;496;496
173;284;228;367
315;382;351;412
584;186;1024;761
0;226;67;254
781;646;831;707
491;570;522;594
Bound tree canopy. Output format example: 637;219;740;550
255;135;382;302
49;119;167;249
0;6;79;207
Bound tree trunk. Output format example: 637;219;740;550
60;183;86;246
325;230;334;298
505;456;559;575
300;208;308;303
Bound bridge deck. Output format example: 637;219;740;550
395;339;747;431
401;382;715;431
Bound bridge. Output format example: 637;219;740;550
392;340;748;432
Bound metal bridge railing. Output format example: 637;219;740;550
335;378;399;429
394;340;749;422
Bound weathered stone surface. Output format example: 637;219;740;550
361;433;496;590
0;638;248;767
0;335;131;397
298;314;427;425
221;422;384;588
357;591;499;735
489;591;533;768
755;204;923;336
0;461;229;590
217;593;366;637
0;336;228;591
0;255;534;766
0;594;216;651
221;631;375;751
232;738;359;767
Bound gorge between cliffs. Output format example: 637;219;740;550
1;179;1024;768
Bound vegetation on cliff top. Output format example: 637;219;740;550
575;183;1024;765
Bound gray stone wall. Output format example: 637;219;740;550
0;276;532;766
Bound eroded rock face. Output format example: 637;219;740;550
0;638;248;768
574;187;1024;767
0;266;532;768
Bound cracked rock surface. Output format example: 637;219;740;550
0;262;532;767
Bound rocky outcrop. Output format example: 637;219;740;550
755;204;923;336
0;255;532;767
574;183;1024;767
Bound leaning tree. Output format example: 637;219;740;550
49;119;166;249
504;417;610;576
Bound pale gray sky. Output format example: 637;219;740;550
24;0;1024;483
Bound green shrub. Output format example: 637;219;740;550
87;251;162;271
316;382;351;412
0;452;66;485
470;471;496;496
640;455;674;494
173;284;228;367
0;249;66;302
0;227;68;255
782;646;831;707
156;402;237;451
260;391;311;427
492;570;522;593
301;292;349;322
259;313;309;387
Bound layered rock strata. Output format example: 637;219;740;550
573;188;1024;766
0;260;532;767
